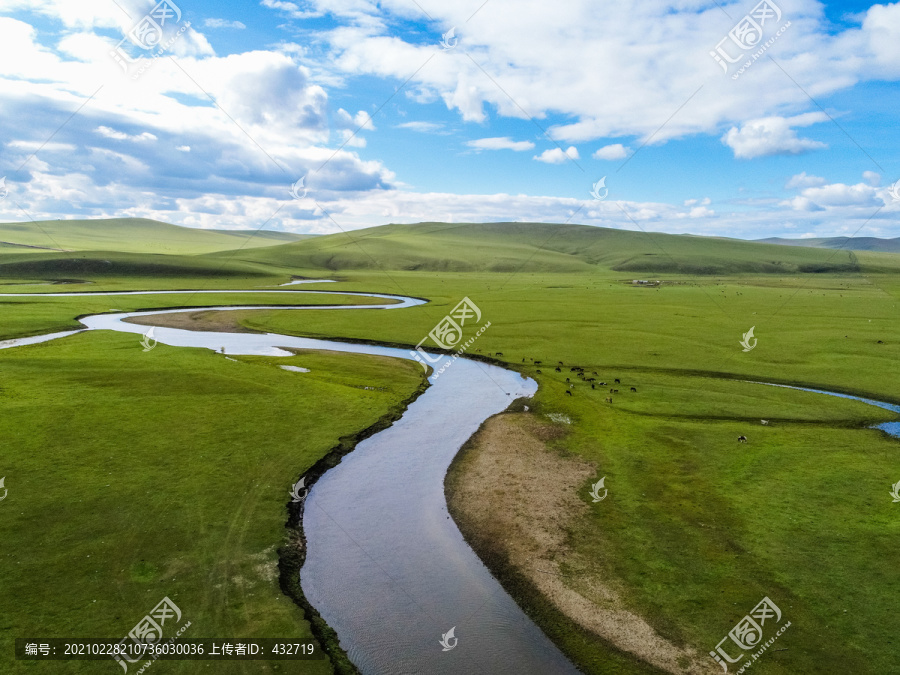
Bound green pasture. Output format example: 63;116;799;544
0;332;424;674
0;218;305;255
1;219;899;673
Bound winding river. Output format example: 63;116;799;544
0;288;579;675
3;288;898;674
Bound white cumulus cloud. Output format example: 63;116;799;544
467;137;535;151
592;144;629;160
533;146;579;164
786;172;827;189
95;127;157;142
722;113;829;159
204;19;247;29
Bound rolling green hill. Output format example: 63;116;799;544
0;218;305;255
237;221;889;275
759;236;900;253
5;219;900;280
0;250;273;282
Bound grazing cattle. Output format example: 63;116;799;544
599;382;606;386
536;369;542;374
630;387;637;393
570;367;578;372
556;367;562;372
610;388;615;393
565;390;573;396
566;377;570;382
522;358;526;362
614;378;621;384
738;435;747;443
592;371;598;375
569;384;574;389
761;420;769;425
534;361;542;365
591;384;595;389
496;352;504;356
605;397;612;403
558;361;564;365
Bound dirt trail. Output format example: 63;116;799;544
126;310;261;333
446;412;718;675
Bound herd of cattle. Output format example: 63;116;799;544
510;356;751;443
517;358;639;402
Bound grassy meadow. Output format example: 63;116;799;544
2;219;899;673
0;218;306;255
0;331;425;674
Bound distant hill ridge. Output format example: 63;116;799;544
2;218;897;276
757;236;900;253
0;218;308;255
240;220;884;275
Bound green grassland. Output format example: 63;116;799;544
0;218;306;255
236;221;889;275
2;219;900;673
0;332;425;674
0;287;387;341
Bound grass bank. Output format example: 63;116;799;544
0;333;425;673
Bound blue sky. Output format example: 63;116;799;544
0;0;898;237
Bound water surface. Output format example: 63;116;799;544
0;289;579;674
